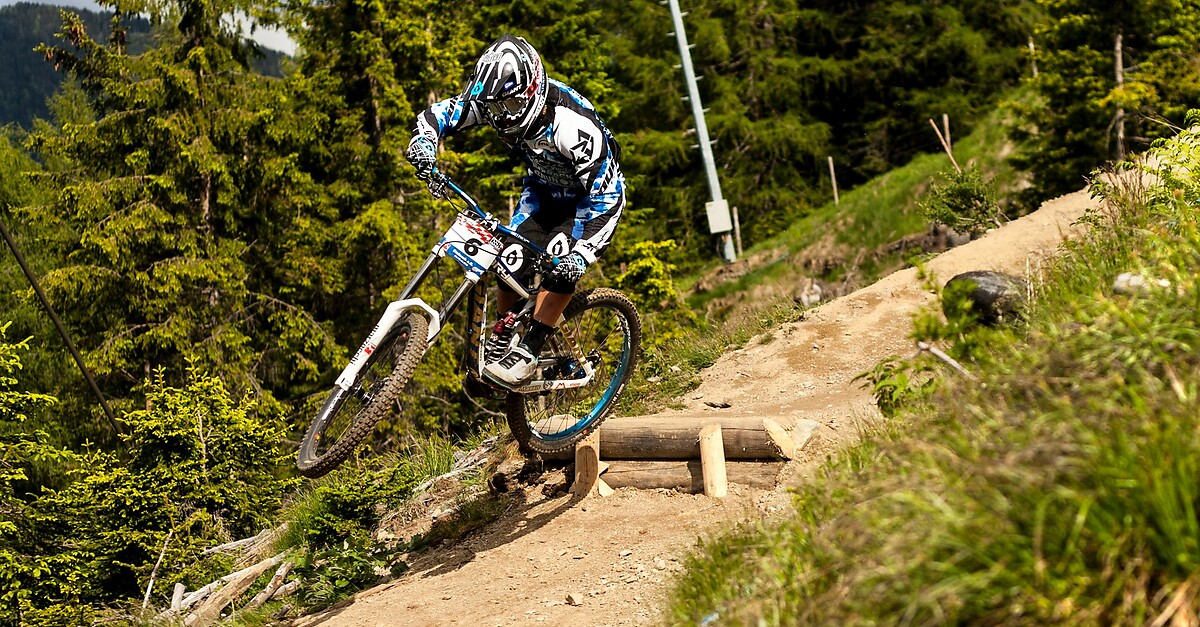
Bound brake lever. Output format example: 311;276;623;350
428;171;449;200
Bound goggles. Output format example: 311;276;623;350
483;94;528;121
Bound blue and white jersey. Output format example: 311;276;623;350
411;79;625;263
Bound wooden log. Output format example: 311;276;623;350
600;460;783;493
273;580;301;599
570;431;601;497
200;530;267;556
178;581;220;611
542;416;796;461
698;425;727;498
244;561;294;611
184;552;287;627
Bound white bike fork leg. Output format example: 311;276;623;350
335;299;440;391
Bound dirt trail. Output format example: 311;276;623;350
296;190;1097;627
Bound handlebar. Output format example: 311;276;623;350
427;169;559;270
429;169;483;217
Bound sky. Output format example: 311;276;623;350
0;0;298;54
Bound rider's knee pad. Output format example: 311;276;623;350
540;273;578;294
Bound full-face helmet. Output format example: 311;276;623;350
462;34;548;138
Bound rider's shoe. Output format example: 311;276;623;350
483;344;538;387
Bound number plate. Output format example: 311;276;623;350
435;214;502;281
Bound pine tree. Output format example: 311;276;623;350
28;0;341;415
285;0;499;435
598;0;1035;268
1016;0;1200;198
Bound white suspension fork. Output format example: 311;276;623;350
334;298;441;391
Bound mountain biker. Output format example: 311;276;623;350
405;34;626;388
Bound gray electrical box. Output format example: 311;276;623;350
705;199;732;234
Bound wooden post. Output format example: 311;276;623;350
827;156;840;206
929;118;961;173
170;583;186;612
698;424;727;498
1027;35;1038;77
597;461;615;497
571;431;601;497
942;113;951;147
1114;30;1126;161
732;205;743;258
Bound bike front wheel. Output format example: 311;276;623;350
297;312;428;478
505;288;641;454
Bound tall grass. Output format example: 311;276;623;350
666;117;1200;624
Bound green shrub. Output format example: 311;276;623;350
919;165;1003;238
614;239;698;349
4;363;296;624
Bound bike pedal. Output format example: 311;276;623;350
463;375;505;398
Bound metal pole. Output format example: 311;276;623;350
666;0;736;263
0;216;123;440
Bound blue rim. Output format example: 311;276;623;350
531;316;632;442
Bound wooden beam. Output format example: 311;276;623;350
599;460;783;493
541;416;796;461
698;424;727;498
170;583;186;612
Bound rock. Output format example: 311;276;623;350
540;468;571;497
1113;272;1171;295
798;278;823;307
566;593;583;606
943;271;1029;325
703;400;732;409
794;420;821;451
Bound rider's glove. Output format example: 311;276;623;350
405;136;437;182
544;251;589;292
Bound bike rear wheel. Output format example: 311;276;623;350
297;312;428;478
505;288;641;454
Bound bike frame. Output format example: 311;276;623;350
333;173;598;395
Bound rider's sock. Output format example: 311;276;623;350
519;320;554;355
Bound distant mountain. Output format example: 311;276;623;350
0;2;286;129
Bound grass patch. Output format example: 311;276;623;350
684;95;1026;314
666;116;1200;624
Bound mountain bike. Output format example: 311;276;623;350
296;171;642;478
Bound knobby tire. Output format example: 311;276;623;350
296;312;428;478
505;288;641;454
